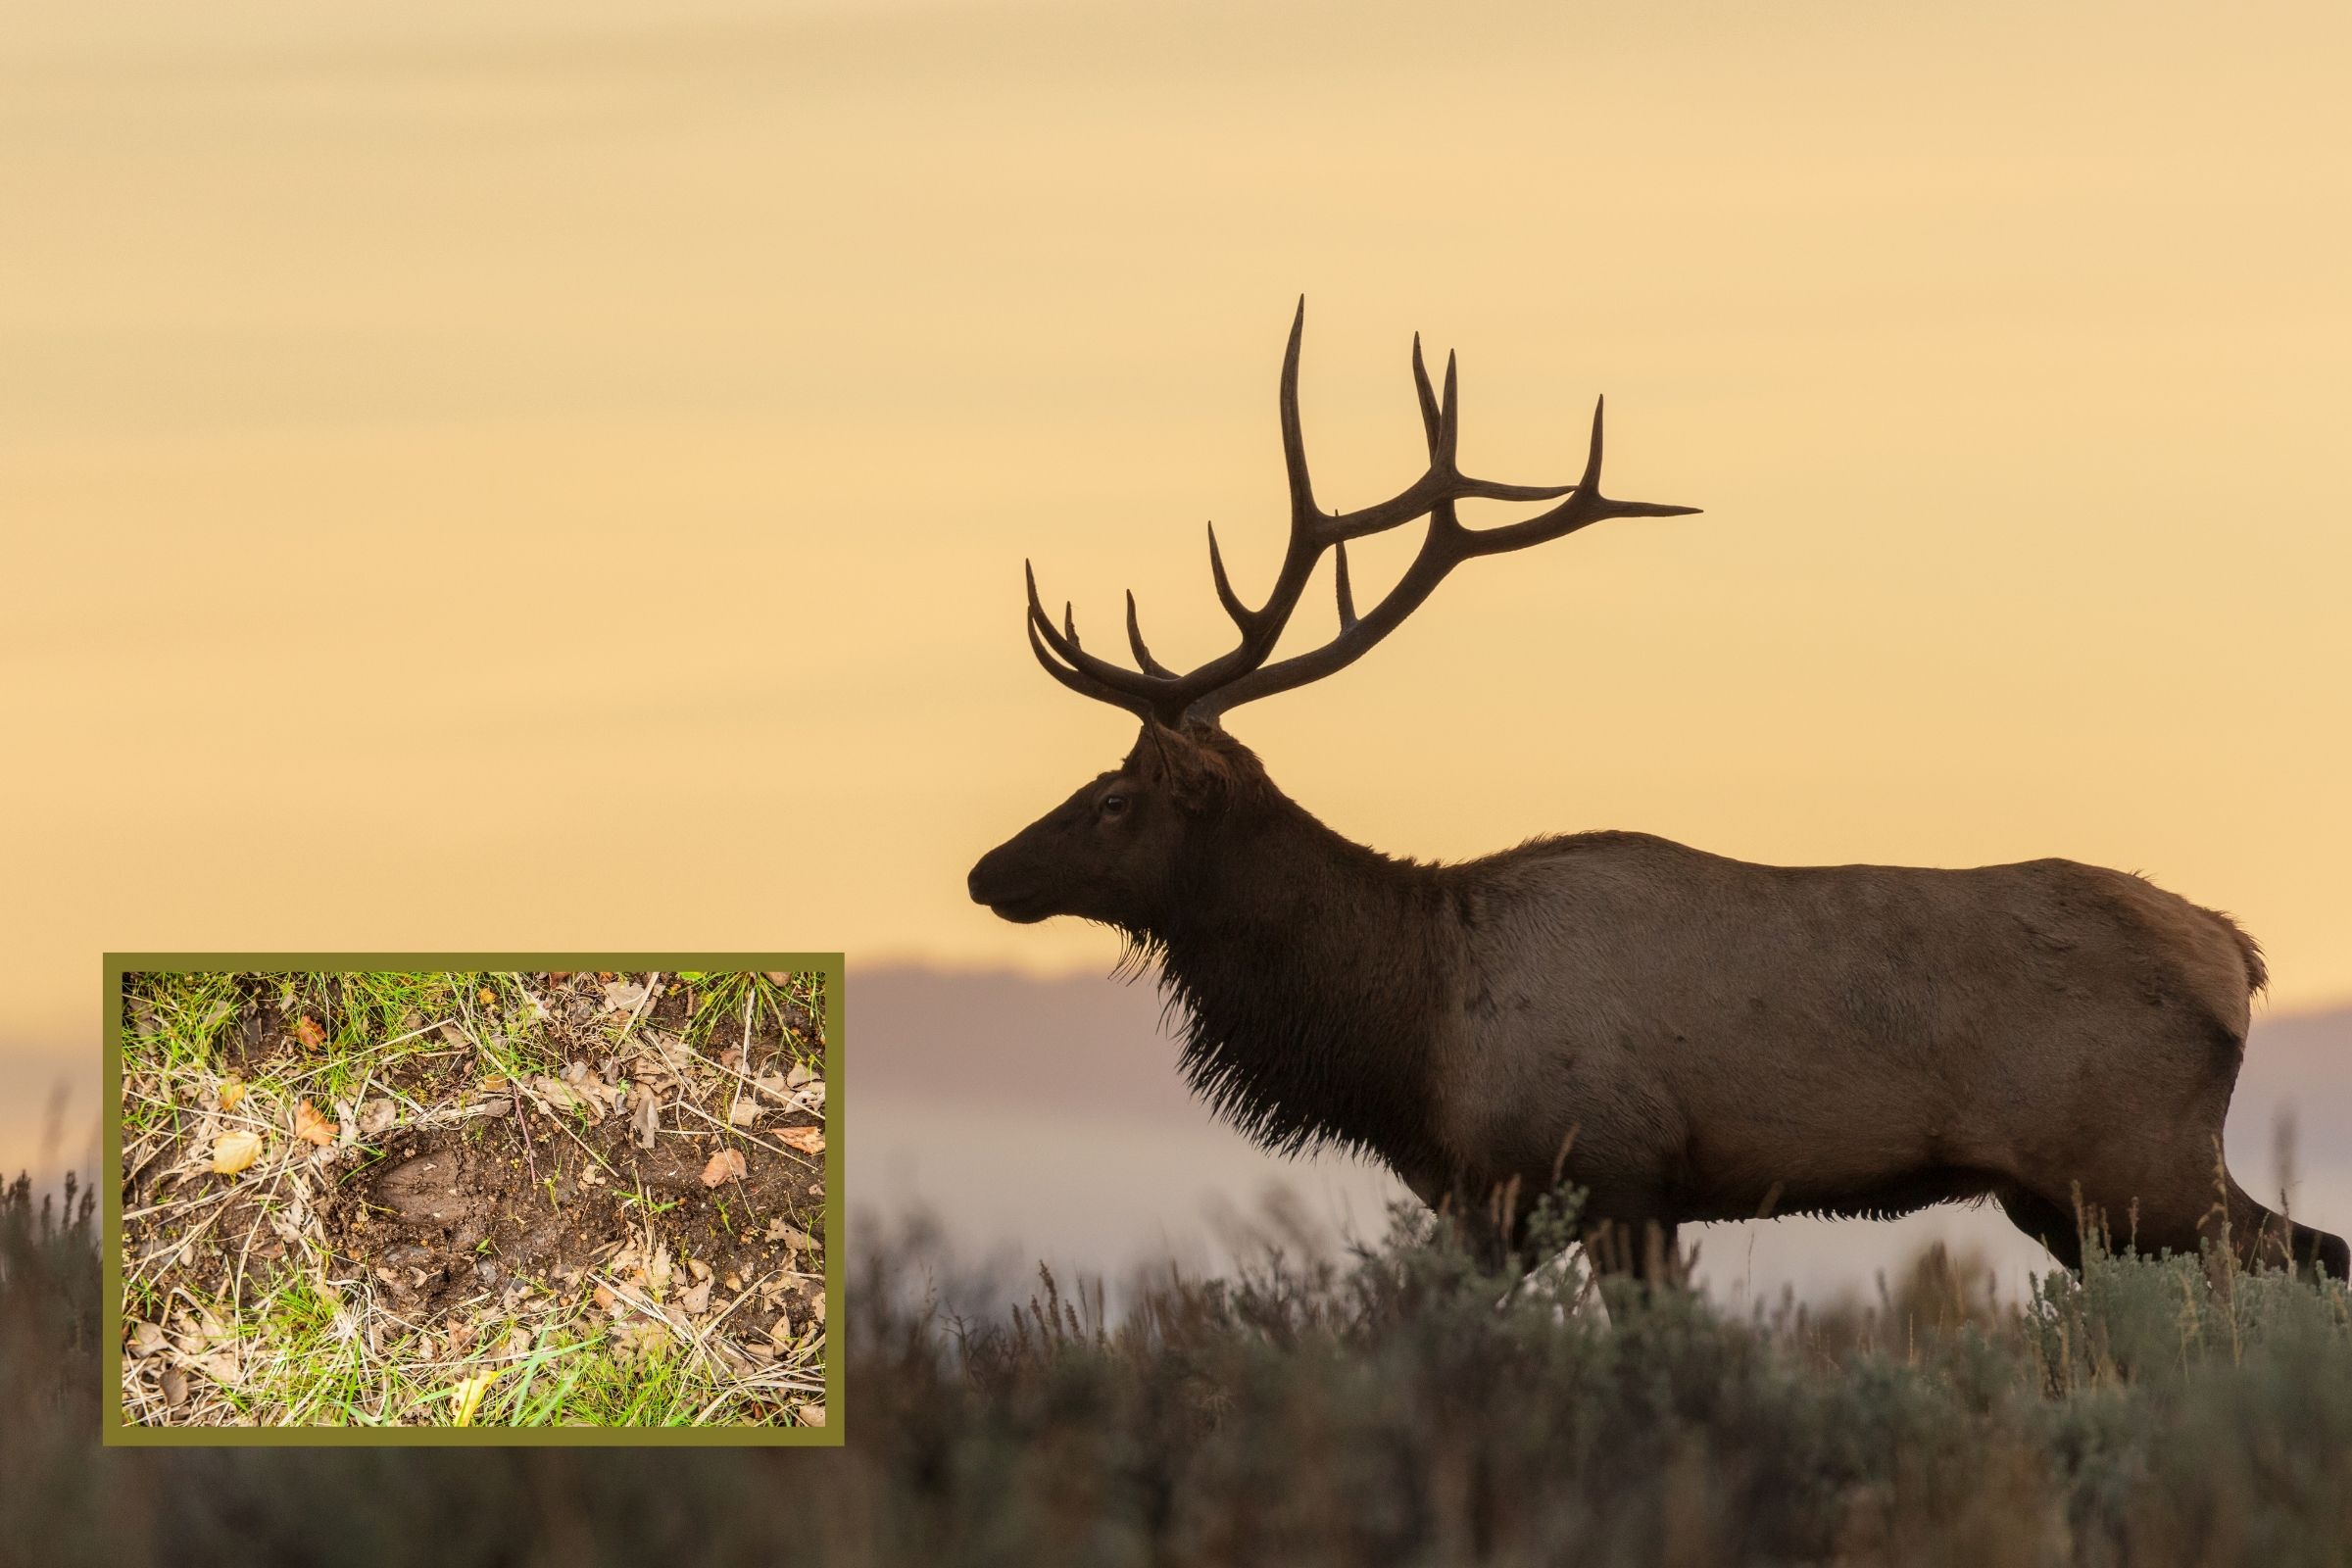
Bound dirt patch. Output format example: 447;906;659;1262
118;968;831;1427
326;1108;823;1327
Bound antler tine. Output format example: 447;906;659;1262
1410;335;1442;452
1125;590;1177;678
1278;297;1315;527
1204;522;1251;631
1334;540;1357;630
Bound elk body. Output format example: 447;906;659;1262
967;304;2347;1283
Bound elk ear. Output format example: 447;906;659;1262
1132;720;1236;812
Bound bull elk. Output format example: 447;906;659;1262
966;302;2346;1284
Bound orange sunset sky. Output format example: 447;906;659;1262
5;1;2350;1182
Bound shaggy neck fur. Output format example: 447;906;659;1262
1131;745;1458;1177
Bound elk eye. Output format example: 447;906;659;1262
1100;793;1129;818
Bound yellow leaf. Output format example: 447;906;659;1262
218;1079;247;1113
478;987;496;1006
450;1368;502;1427
292;1100;337;1148
211;1130;264;1175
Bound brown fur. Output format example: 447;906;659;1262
970;722;2346;1284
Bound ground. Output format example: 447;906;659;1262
116;969;829;1428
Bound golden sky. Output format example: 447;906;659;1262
6;1;2350;1171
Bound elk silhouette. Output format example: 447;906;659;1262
968;302;2345;1284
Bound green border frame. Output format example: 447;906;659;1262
102;953;844;1446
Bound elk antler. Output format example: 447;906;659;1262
1023;300;1699;727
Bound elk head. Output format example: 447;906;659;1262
967;301;1700;933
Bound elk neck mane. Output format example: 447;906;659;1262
1125;730;1457;1175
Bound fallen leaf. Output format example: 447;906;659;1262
700;1149;747;1187
450;1368;501;1427
292;1100;337;1147
611;1321;668;1360
292;1015;325;1048
687;1258;711;1282
127;1320;169;1358
211;1130;264;1175
532;1075;607;1122
548;971;572;982
678;1278;712;1316
602;980;648;1013
786;1063;811;1090
776;1126;825;1155
762;971;791;986
592;1285;616;1311
161;1367;188;1408
479;1075;509;1093
765;1224;819;1252
728;1099;760;1127
218;1078;248;1113
797;1402;826;1428
477;987;497;1007
357;1100;398;1137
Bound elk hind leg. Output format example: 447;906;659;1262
2221;1176;2350;1281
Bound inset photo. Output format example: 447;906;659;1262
105;957;838;1442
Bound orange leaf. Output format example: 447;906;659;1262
700;1149;748;1187
776;1126;825;1156
218;1078;247;1113
292;1099;337;1147
292;1015;325;1048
